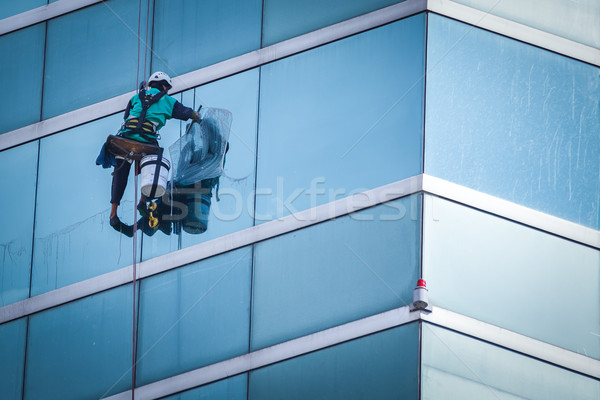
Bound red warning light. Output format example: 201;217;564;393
417;279;426;288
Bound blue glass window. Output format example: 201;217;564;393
422;195;600;359
249;323;419;399
24;285;134;399
0;319;27;399
425;14;600;229
152;0;262;76
136;248;252;386
0;142;38;306
251;196;421;350
0;0;46;19
422;323;600;399
262;0;405;45
256;15;425;221
43;0;147;118
31;114;139;296
0;24;44;134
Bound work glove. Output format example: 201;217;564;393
190;111;201;122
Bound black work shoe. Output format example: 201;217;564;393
137;201;148;218
110;215;134;238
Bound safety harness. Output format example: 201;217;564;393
121;87;165;143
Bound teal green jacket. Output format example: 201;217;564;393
120;87;193;142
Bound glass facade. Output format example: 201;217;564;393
425;14;600;229
1;1;598;399
422;324;600;399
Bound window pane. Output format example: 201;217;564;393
0;0;46;19
263;0;405;46
0;142;37;305
425;14;600;229
0;319;27;399
136;248;252;386
0;24;44;134
256;15;425;221
141;70;259;260
249;323;419;399
251;195;421;350
451;0;600;49
422;323;600;400
42;0;147;118
161;374;247;400
24;285;133;399
31;114;140;296
152;0;261;76
422;195;600;359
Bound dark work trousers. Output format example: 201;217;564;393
111;158;133;205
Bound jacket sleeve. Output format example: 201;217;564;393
172;101;194;120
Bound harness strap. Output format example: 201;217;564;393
148;147;164;199
136;89;164;130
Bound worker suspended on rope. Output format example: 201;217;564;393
99;71;200;236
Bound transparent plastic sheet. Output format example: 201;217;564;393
169;107;232;186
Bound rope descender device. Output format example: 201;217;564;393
148;201;158;228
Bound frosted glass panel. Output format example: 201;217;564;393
425;14;600;229
136;248;252;386
0;319;26;399
249;323;419;399
0;142;37;305
252;196;421;350
25;285;133;399
422;195;600;359
257;15;425;221
262;0;405;45
422;324;600;400
452;0;600;49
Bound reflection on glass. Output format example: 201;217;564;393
43;0;146;118
152;0;261;75
249;323;419;399
0;319;26;399
0;142;37;306
256;15;425;221
25;285;133;400
136;248;252;386
422;323;600;400
262;0;404;45
31;114;140;296
0;24;44;134
161;374;247;400
251;195;421;350
422;195;600;359
425;14;600;229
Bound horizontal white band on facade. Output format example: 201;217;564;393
0;175;422;324
427;0;600;66
103;305;599;400
422;307;600;379
0;0;103;36
2;0;600;151
422;174;600;249
104;306;420;400
0;174;597;325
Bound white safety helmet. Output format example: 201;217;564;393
148;71;173;89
